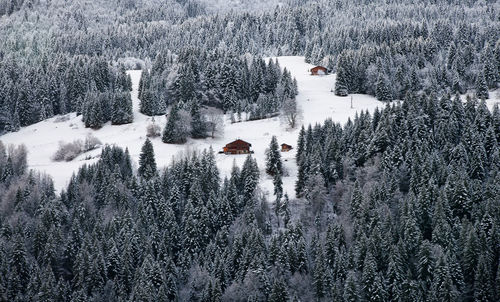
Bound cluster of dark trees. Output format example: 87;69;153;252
0;0;27;16
295;92;500;301
139;49;297;119
0;142;27;183
0;55;132;133
82;87;134;129
334;31;500;102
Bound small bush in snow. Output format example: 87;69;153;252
54;114;71;123
84;134;102;152
52;141;83;162
52;134;102;162
146;123;161;138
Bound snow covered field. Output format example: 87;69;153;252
1;57;386;196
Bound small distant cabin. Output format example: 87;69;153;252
281;143;293;152
222;139;252;154
310;66;328;76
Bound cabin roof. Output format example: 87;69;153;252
226;139;252;147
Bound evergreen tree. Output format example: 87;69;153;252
273;171;283;226
111;92;133;125
162;103;189;144
190;100;207;138
475;72;489;100
138;138;157;180
335;66;349;96
241;155;259;201
296;126;306;163
269;279;289;302
313;246;326;299
344;271;360;302
376;74;392;102
83;96;104;129
474;255;493;302
266;136;282;175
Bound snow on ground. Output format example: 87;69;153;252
1;56;387;198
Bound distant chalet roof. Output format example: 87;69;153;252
311;66;327;71
226;139;252;147
281;143;292;148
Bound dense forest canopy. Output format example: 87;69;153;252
0;0;499;301
1;94;499;301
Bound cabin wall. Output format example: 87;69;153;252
223;140;252;154
311;66;328;75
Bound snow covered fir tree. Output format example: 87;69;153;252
0;0;499;301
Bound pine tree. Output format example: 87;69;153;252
138;138;157;180
266;136;282;175
361;252;377;301
9;235;29;295
430;253;458;302
269;279;289;302
350;181;363;220
446;42;457;68
190;100;207;138
482;43;498;89
344;271;360;302
370;273;387;302
495;262;500;302
273;171;283;226
83;96;104;129
313;246;326;299
474;255;493;302
475;72;489;100
296;126;306;163
162;103;189;144
241;155;259;201
335;66;349;96
281;193;291;227
295;153;307;197
111;92;133;125
291;32;302;55
417;240;433;292
376;74;392;102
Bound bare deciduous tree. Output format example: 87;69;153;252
281;98;301;129
203;107;224;138
146;123;161;138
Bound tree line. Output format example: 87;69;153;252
0;55;132;132
139;49;297;116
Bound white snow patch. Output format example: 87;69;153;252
1;56;387;198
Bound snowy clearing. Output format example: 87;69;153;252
1;56;388;196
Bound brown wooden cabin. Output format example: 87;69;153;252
281;143;293;152
310;66;328;75
222;139;252;154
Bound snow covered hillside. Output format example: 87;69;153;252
1;56;386;196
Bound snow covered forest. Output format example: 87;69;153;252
0;0;499;301
1;0;499;132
